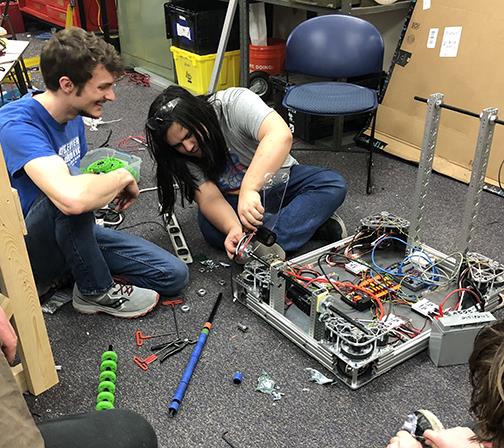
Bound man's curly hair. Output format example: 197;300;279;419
40;27;123;94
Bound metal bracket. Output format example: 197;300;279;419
410;95;500;256
407;93;444;248
459;107;498;254
162;212;193;264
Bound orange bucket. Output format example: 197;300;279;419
249;39;286;75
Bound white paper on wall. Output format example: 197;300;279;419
427;28;439;49
439;26;463;57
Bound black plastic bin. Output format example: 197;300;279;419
164;0;240;55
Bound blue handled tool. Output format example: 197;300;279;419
168;292;223;417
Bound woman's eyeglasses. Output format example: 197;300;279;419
146;97;181;131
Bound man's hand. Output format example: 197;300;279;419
113;177;139;211
423;427;480;448
0;307;17;364
387;431;422;448
237;189;263;231
224;225;245;259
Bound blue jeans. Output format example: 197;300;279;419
24;196;189;297
198;165;347;253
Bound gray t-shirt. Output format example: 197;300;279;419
188;87;297;192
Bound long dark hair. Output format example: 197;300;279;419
145;85;229;217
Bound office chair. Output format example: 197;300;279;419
282;15;384;194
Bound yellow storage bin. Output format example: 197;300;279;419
170;46;241;95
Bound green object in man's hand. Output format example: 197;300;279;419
84;157;139;181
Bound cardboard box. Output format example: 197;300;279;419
376;0;504;186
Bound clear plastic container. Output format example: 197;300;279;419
80;147;142;181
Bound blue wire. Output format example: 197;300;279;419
370;235;439;283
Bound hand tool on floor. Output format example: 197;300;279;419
133;354;158;371
135;329;174;347
161;298;184;338
151;337;197;363
167;292;223;417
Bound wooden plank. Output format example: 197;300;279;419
0;147;58;395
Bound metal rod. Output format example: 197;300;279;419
172;307;180;339
208;0;238;94
239;0;249;87
248;251;272;267
414;95;504;125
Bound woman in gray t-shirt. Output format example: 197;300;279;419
146;85;347;259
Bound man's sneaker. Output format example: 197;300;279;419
313;213;348;242
72;283;159;318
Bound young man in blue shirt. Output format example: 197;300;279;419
0;28;188;318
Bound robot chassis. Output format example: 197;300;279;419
232;93;504;389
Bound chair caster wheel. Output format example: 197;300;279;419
248;71;272;101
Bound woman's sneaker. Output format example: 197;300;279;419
72;283;159;318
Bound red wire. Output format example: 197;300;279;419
284;271;385;320
438;287;481;317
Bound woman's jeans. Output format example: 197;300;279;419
24;196;188;297
198;164;348;253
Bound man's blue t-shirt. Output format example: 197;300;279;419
0;94;87;216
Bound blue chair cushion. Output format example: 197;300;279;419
282;82;378;116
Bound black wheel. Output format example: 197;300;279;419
248;71;272;101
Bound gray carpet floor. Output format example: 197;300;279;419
16;34;504;448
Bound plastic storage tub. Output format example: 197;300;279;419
80;147;142;181
170;46;240;95
164;0;239;55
